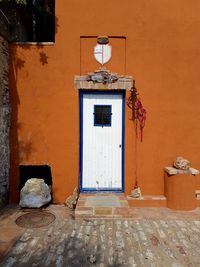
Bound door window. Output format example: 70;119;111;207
93;105;112;126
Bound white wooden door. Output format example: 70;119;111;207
80;92;124;191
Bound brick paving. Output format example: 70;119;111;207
1;205;200;266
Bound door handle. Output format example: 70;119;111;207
119;144;122;148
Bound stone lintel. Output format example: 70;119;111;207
74;74;133;91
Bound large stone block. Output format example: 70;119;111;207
19;178;51;208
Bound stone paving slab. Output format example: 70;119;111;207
85;195;121;207
1;205;200;266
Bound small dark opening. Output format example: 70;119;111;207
94;105;112;126
19;165;52;189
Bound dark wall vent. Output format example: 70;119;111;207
19;165;52;189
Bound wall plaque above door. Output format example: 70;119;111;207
94;44;112;65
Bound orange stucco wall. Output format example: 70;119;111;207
9;0;200;203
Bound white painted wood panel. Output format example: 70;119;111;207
81;93;123;190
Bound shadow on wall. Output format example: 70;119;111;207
9;16;59;203
19;139;34;162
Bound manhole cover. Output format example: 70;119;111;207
15;211;56;228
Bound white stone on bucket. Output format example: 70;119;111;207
19;178;51;208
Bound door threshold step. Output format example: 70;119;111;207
75;206;135;218
75;193;132;218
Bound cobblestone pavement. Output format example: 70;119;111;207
1;205;200;267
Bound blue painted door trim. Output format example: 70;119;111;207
79;90;125;192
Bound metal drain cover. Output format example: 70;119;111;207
15;211;56;228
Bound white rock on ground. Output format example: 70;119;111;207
19;178;51;208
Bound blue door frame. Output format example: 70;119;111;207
79;90;125;192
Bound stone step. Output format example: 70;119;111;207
75;206;135;218
75;192;200;218
75;193;134;218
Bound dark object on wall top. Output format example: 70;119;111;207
97;36;109;44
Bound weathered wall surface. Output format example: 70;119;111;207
0;35;9;208
9;0;200;203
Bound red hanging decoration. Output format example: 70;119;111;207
127;82;146;142
127;81;147;190
135;98;146;142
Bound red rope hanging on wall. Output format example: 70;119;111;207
127;81;146;142
127;81;147;190
135;98;146;142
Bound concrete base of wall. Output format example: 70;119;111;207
127;195;167;207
